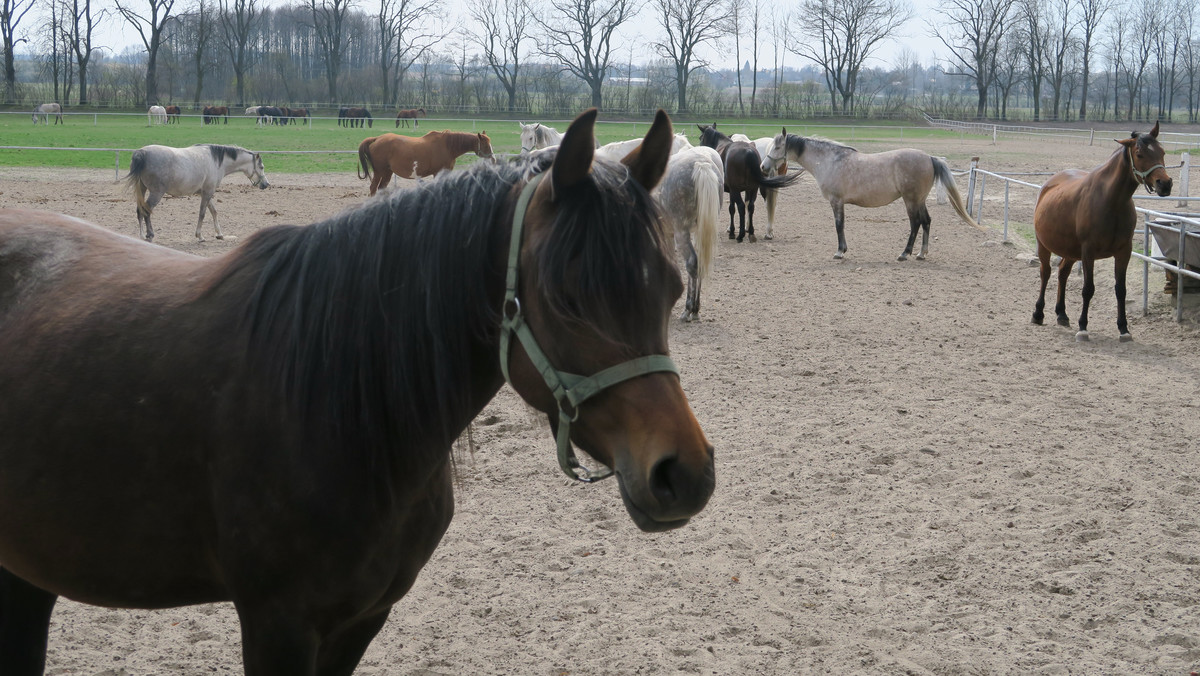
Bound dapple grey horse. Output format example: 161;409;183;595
124;144;270;243
32;103;63;125
652;146;723;322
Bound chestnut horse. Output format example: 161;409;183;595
0;108;714;675
357;129;495;195
203;105;229;124
164;105;181;123
1032;121;1173;342
696;123;803;243
395;107;426;128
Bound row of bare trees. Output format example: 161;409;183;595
5;0;1200;121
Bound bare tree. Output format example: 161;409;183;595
1043;0;1076;120
116;0;178;106
218;0;260;107
931;0;1015;118
1075;0;1111;120
185;0;217;107
730;0;743;114
1119;7;1153;120
992;28;1023;119
1016;0;1047;120
306;0;356;102
1;0;34;102
466;0;530;112
39;0;73;103
746;0;763;113
533;0;638;110
379;0;441;107
649;0;730;112
790;0;913;114
67;0;102;105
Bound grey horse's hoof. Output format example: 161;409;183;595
833;252;845;260
1119;333;1133;343
763;234;773;240
1075;330;1090;342
916;253;926;261
897;253;908;262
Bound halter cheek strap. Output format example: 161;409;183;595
1128;145;1165;192
499;172;680;483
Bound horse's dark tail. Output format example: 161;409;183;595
746;155;804;191
357;137;376;180
123;149;150;216
366;110;373;128
931;157;985;232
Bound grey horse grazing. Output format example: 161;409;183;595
124;144;269;243
764;129;982;261
32;103;63;125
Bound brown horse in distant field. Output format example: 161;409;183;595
0;108;713;675
1032;121;1173;342
395;107;426;128
164;105;181;123
696;123;803;243
339;107;372;128
357;130;495;195
203;105;229;124
288;107;310;125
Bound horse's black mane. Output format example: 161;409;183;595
215;149;674;474
791;135;857;156
203;144;245;163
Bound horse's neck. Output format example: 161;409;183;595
446;133;477;156
1092;147;1140;198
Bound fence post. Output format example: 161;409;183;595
976;173;987;226
966;157;979;217
1178;152;1190;208
114;150;120;181
993;125;997;145
1089;129;1095;146
1003;181;1010;242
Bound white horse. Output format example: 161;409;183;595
731;134;782;240
595;133;693;161
148;105;168;125
123;144;270;243
32;103;63;125
763;128;981;261
518;122;602;153
652;146;723;322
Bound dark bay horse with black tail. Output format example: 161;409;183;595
0;108;714;675
339;106;372;128
697;123;803;243
1032;121;1173;342
395;107;426;127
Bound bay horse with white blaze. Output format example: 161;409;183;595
0;108;713;675
764;129;982;261
696;123;803;243
1032;121;1173;342
357;129;495;195
395;107;426;127
124;143;269;242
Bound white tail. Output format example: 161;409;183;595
932;157;985;232
692;161;720;280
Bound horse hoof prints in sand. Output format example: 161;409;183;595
124;143;269;243
764;128;982;261
1032;121;1173;343
0;108;714;674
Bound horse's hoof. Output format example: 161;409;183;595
215;235;225;240
748;234;757;243
728;233;736;240
1075;330;1090;342
897;254;908;262
1119;333;1133;343
764;234;773;240
916;254;926;261
1056;317;1070;327
833;252;844;260
1032;316;1044;326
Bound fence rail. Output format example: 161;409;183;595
925;114;1200;150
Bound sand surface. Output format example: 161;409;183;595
1;132;1198;675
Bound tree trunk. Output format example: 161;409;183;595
1079;47;1090;120
676;62;687;112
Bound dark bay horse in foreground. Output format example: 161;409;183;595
124;143;270;242
697;124;802;243
1032;121;1173;342
764;129;982;261
395;107;426;127
357;130;495;194
0;108;714;675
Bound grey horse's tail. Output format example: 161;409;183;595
931;157;985;232
124;149;150;216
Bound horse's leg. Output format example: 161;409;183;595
0;567;59;676
899;201;924;261
727;194;736;240
832;201;848;259
746;191;757;243
762;187;776;240
1075;256;1095;341
917;204;932;260
674;229;699;321
207;196;225;240
1033;240;1052;325
142;190;164;242
194;191;218;242
1114;247;1133;341
1055;255;1076;328
237;607;320;676
733;193;747;243
315;610;391;676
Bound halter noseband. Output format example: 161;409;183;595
1127;142;1165;193
499;172;680;483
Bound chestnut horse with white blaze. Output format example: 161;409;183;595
1032;121;1173;342
357;130;495;195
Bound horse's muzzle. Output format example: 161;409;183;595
1153;177;1173;196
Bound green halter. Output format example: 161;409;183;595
1128;143;1166;191
499;171;680;482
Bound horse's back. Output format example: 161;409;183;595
828;148;934;207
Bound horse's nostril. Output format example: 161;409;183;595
649;456;681;506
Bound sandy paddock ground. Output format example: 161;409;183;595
1;131;1198;676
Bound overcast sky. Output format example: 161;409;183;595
87;0;954;71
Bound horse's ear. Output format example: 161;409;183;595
696;124;705;133
781;126;787;136
1150;121;1160;138
621;109;672;192
550;108;598;196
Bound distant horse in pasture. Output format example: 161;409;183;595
340;107;373;128
288;107;310;125
0;108;713;675
164;105;181;123
357;130;495;195
32;103;63;125
203;106;229;124
1032;122;1173;342
123;144;270;242
395;107;426;128
696;123;802;243
763;129;981;261
148;105;168;125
